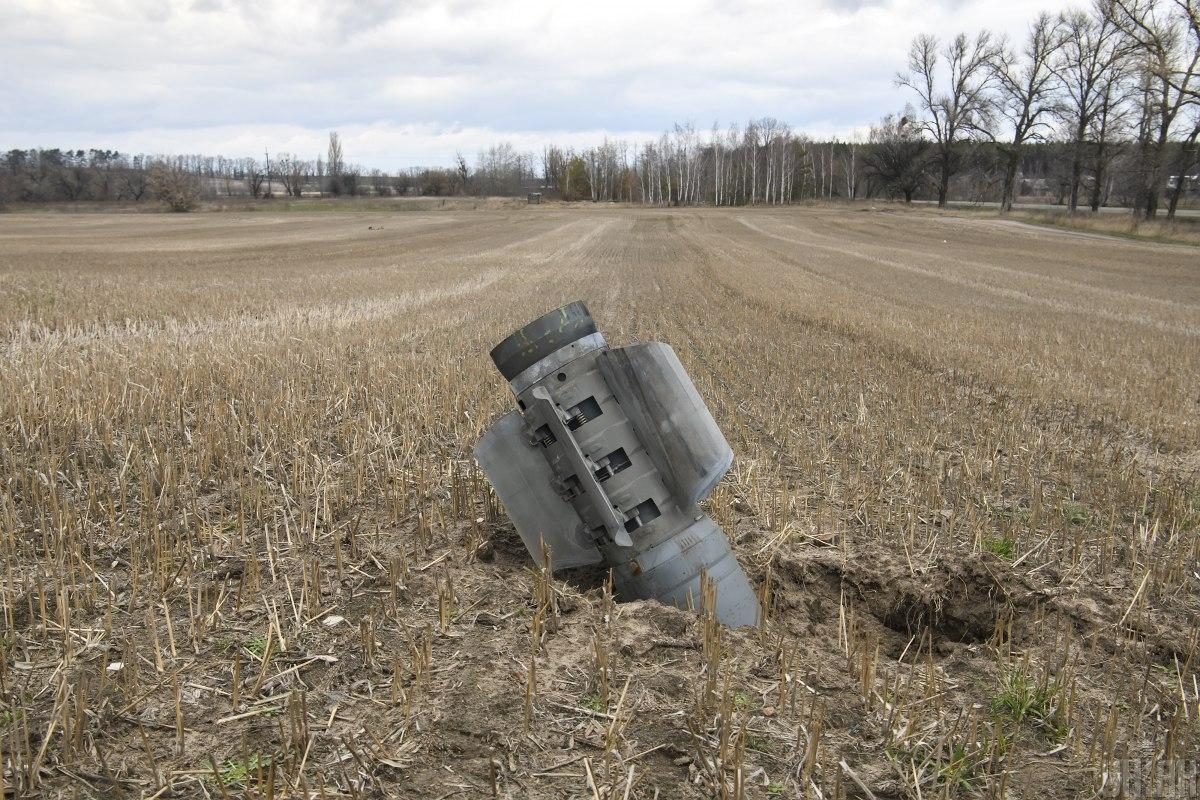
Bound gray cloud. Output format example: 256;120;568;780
1;0;1077;168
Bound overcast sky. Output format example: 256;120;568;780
3;0;1081;169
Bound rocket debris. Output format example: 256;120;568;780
474;301;759;628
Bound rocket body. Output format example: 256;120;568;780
474;302;759;628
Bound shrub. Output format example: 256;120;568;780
148;164;201;212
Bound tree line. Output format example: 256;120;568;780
2;0;1196;216
893;0;1199;218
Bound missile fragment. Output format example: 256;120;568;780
474;301;759;628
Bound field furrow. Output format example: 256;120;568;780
0;205;1196;800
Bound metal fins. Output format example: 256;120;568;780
473;411;604;569
598;343;734;507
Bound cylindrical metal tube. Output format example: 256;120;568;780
489;301;598;382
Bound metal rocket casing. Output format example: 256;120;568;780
473;301;760;628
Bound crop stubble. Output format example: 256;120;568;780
0;205;1197;798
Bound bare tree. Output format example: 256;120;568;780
863;110;930;202
1088;50;1138;210
745;122;760;203
455;152;470;195
148;162;201;211
1166;103;1200;213
55;164;89;201
1125;0;1199;102
840;138;861;200
326;132;345;196
341;163;362;196
1182;0;1200;103
991;14;1064;211
118;170;148;201
242;158;266;199
274;154;308;198
476;142;528;196
1055;7;1130;212
0;163;14;209
1107;0;1200;217
898;31;1003;207
368;169;390;196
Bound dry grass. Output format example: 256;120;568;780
1;196;530;216
0;205;1197;798
1008;207;1200;246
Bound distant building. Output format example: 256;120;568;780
522;178;560;200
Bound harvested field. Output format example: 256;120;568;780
0;205;1197;799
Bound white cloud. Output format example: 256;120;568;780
1;0;1080;168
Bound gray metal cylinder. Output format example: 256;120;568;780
475;302;759;628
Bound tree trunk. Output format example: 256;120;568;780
937;152;951;208
1166;129;1199;220
750;148;757;205
1000;148;1020;214
1068;142;1084;213
1144;145;1161;220
1089;138;1108;213
1168;174;1186;218
1144;119;1173;219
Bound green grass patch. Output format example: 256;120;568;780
887;741;987;794
990;669;1065;740
984;536;1016;559
243;635;270;659
214;754;270;787
744;733;772;753
1061;503;1090;526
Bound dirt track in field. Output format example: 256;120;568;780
0;204;1197;799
